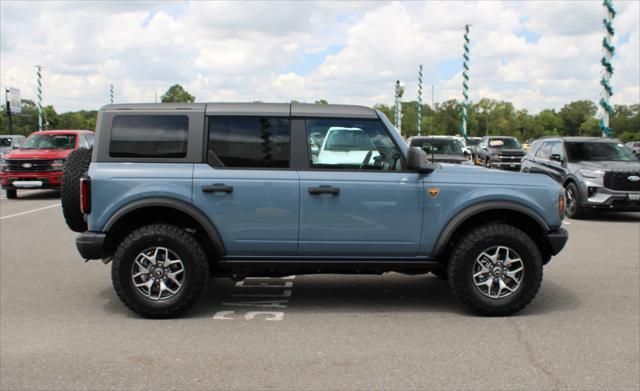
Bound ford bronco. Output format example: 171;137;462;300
61;103;568;318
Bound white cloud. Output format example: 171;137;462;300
0;0;637;115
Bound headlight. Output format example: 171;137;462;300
578;169;604;178
52;159;65;170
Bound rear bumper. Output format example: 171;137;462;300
76;231;106;260
1;171;63;189
547;227;569;256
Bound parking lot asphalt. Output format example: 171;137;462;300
1;190;639;390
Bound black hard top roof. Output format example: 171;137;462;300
101;102;378;119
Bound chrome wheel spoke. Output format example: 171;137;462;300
131;247;185;301
473;245;524;299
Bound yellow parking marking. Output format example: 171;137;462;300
0;204;60;220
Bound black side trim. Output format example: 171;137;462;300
76;232;106;260
103;198;226;254
546;227;569;255
433;201;550;256
219;259;440;274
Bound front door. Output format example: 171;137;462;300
298;118;424;257
193;116;299;257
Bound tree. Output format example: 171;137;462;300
314;99;328;104
559;100;596;136
160;84;195;103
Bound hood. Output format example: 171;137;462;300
2;148;72;160
569;160;640;172
433;163;560;189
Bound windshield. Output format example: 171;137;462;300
565;142;638;162
411;138;463;155
489;138;521;149
21;134;76;150
0;137;12;147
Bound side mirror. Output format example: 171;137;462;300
407;147;435;173
550;153;563;163
464;149;471;157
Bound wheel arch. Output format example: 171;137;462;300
102;198;225;259
433;201;553;263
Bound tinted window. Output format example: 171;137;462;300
110;115;188;158
208;117;290;168
488;138;521;149
307;118;401;171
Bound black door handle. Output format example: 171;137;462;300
202;184;233;193
308;186;339;195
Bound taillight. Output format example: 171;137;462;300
80;176;91;214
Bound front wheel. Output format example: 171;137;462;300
448;224;543;316
5;189;17;199
565;182;586;219
111;224;209;318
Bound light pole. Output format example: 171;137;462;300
417;65;423;136
460;24;471;140
109;84;114;104
35;65;44;131
394;80;405;134
599;0;616;138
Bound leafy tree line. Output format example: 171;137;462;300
375;98;639;142
1;84;638;142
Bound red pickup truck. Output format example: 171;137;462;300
0;130;94;199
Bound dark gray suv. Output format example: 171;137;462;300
521;137;640;218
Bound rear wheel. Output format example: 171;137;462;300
111;224;209;318
565;182;586;219
5;189;17;199
448;223;543;316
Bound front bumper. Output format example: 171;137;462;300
579;182;640;212
1;171;63;190
76;232;107;260
547;228;569;256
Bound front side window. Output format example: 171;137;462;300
536;142;553;159
208;117;290;168
22;134;76;150
109;115;188;158
307;118;401;171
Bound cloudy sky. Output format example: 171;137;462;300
1;0;638;113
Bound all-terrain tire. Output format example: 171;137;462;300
111;224;209;318
565;182;586;219
448;223;543;316
5;189;17;199
61;148;92;232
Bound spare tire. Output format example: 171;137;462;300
61;148;92;232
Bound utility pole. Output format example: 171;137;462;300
460;25;470;140
417;65;423;136
599;0;616;138
394;80;405;134
35;65;44;131
431;84;434;135
4;88;12;132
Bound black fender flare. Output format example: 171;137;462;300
433;201;550;256
103;197;226;255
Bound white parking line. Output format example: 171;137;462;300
0;204;60;220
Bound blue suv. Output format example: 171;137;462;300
61;103;568;318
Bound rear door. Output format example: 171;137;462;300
297;117;424;257
192;114;299;257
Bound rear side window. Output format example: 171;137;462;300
109;115;188;158
208;117;290;168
